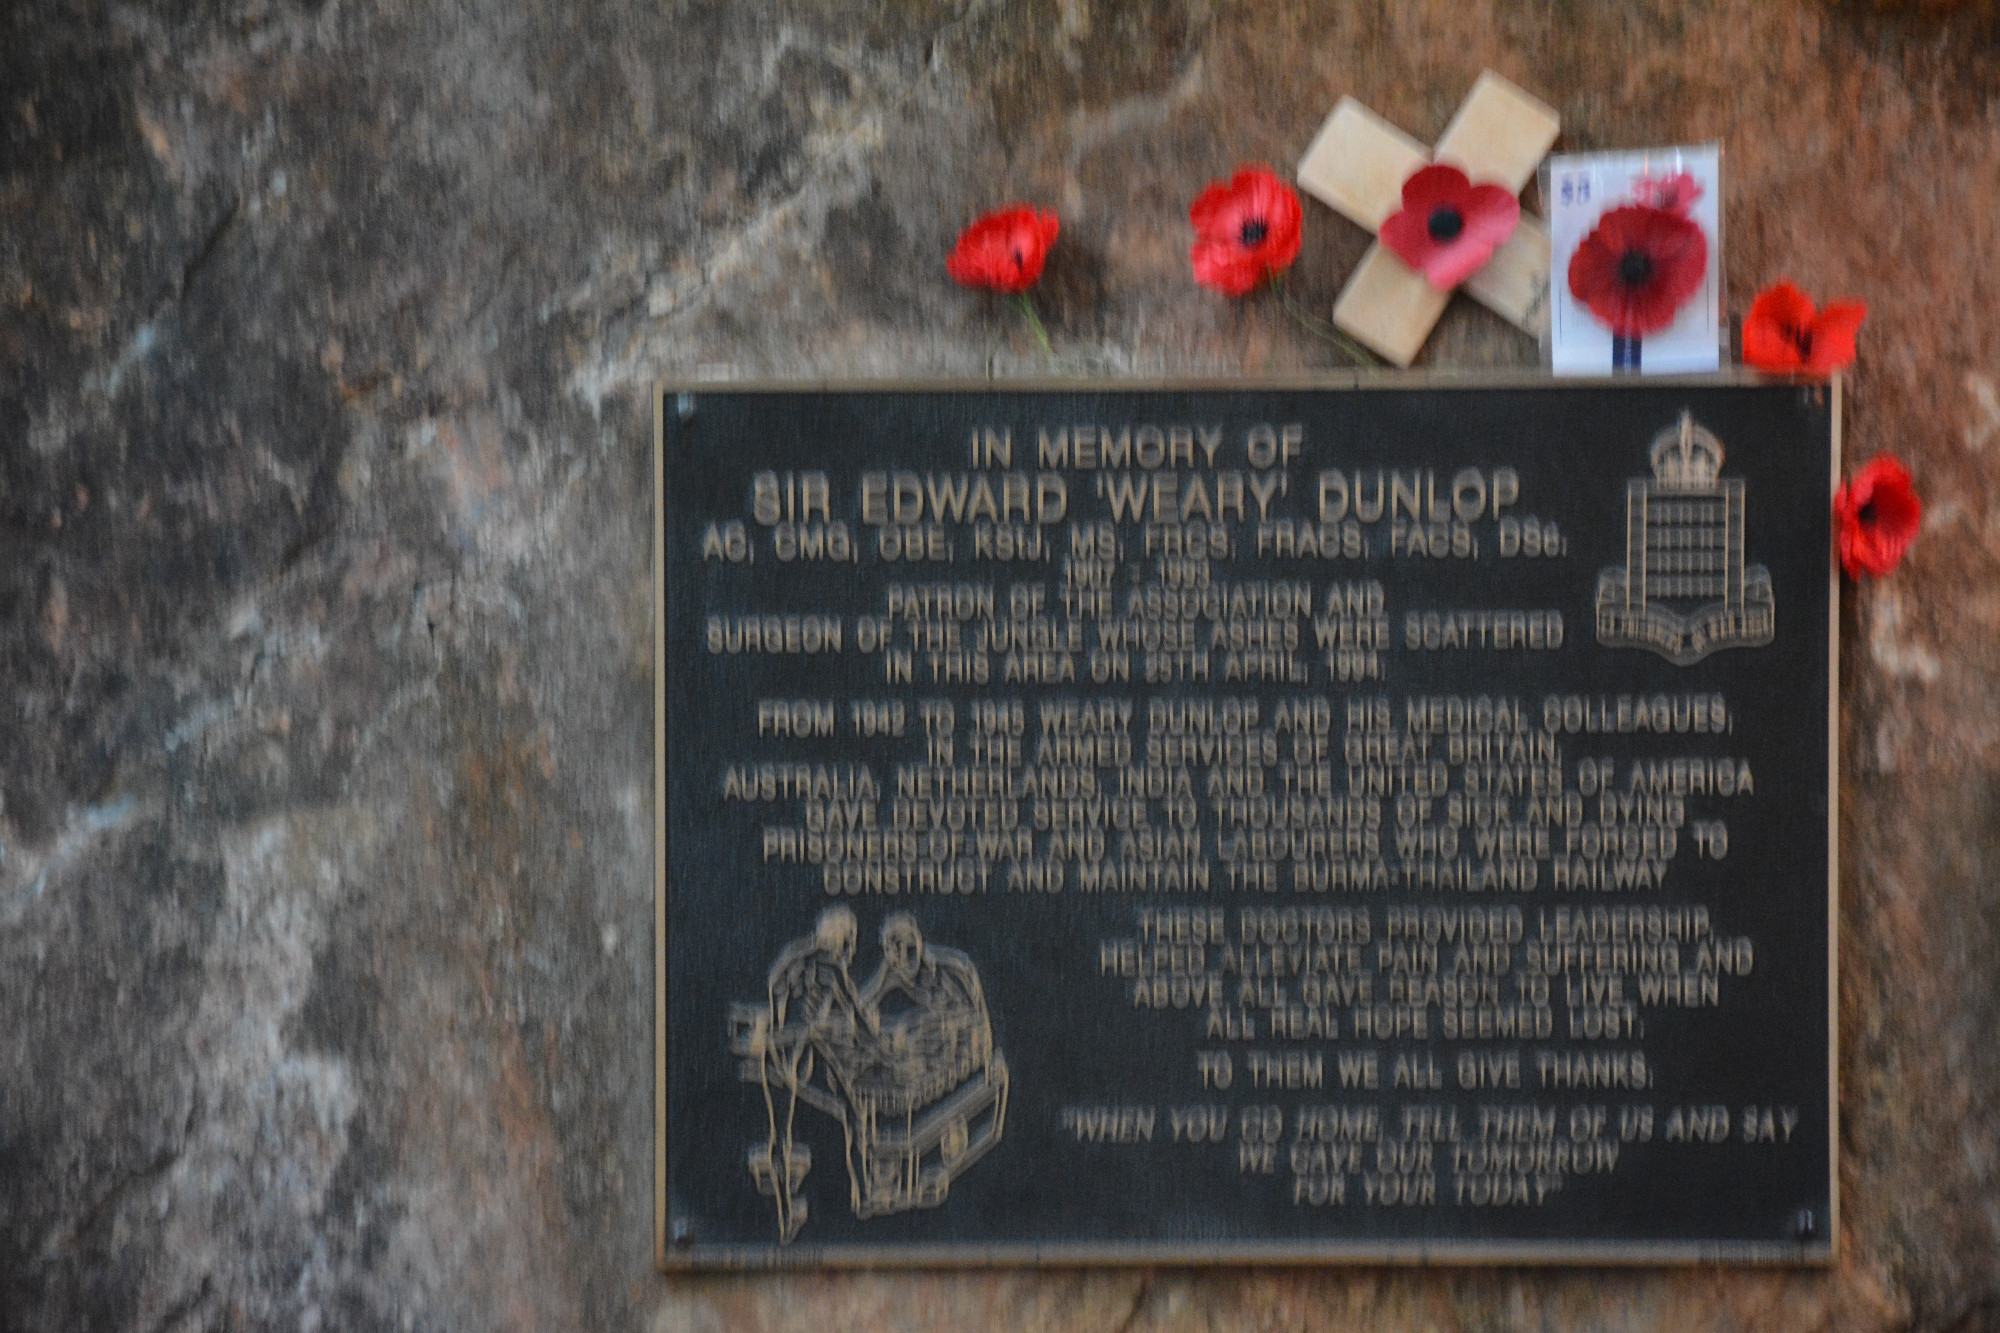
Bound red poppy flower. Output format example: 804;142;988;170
1741;280;1867;376
1189;166;1303;297
1566;204;1708;337
1834;455;1921;580
1378;164;1520;291
1631;172;1703;214
947;206;1060;294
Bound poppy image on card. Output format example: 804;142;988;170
1567;203;1708;339
1630;171;1703;214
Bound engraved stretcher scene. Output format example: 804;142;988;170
729;908;1009;1242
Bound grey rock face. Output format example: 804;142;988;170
3;1;1997;1330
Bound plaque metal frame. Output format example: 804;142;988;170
652;373;1841;1269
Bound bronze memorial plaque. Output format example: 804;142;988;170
653;379;1837;1267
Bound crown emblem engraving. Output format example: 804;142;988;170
1649;411;1725;490
1595;412;1774;665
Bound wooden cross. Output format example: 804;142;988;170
1296;72;1560;367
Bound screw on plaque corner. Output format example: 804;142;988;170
676;393;696;421
1794;1208;1817;1241
671;1217;694;1246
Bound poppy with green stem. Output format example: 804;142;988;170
947;205;1061;355
1189;166;1302;297
1189;165;1369;362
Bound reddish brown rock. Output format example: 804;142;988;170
0;1;1995;1329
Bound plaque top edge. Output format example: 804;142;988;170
655;368;1816;396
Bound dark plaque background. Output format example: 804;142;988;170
657;381;1833;1266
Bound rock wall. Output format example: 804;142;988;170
2;1;1997;1329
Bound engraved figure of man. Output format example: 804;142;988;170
863;913;985;1023
755;906;869;1241
860;912;990;1093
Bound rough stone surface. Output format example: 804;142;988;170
2;1;1997;1329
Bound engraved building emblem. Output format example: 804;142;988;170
729;908;1009;1243
1595;412;1774;665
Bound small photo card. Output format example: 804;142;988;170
1545;145;1722;375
